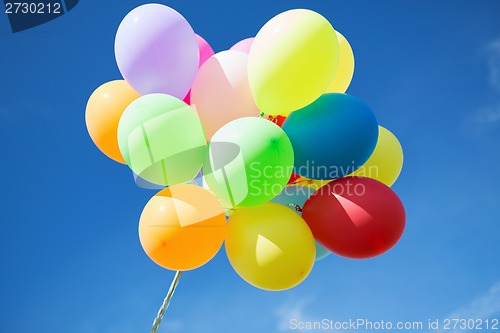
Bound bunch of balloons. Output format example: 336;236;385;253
86;3;406;292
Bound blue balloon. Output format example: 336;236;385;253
271;186;331;261
315;242;331;261
282;93;378;180
271;185;313;212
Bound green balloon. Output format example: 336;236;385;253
118;94;206;186
204;117;294;208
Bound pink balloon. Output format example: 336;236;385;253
184;34;215;104
229;38;254;53
191;50;260;139
115;4;199;98
197;35;215;66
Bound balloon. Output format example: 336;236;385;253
133;169;203;190
115;4;199;98
287;175;332;191
203;117;294;208
225;203;316;291
139;184;227;271
272;186;331;261
191;51;260;139
302;177;406;259
268;115;287;127
248;9;339;116
349;126;403;187
271;186;314;213
326;31;355;93
230;37;254;53
183;34;215;104
196;34;215;67
287;172;302;185
85;80;140;164
118;94;206;186
315;244;331;261
282;93;378;180
133;172;166;190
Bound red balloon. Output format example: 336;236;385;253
302;177;405;259
287;172;301;184
268;114;287;127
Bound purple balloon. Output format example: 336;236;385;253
114;4;199;99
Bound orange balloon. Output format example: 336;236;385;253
85;80;140;163
139;184;227;271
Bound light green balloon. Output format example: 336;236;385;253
118;94;206;186
203;117;294;208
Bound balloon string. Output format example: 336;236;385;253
151;271;183;333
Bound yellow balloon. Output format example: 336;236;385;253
248;9;339;116
225;203;316;291
350;126;404;186
326;31;355;93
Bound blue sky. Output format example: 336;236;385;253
1;1;500;332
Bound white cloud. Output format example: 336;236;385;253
433;280;500;333
475;104;500;124
464;103;500;135
487;39;500;93
461;38;500;135
275;297;317;332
